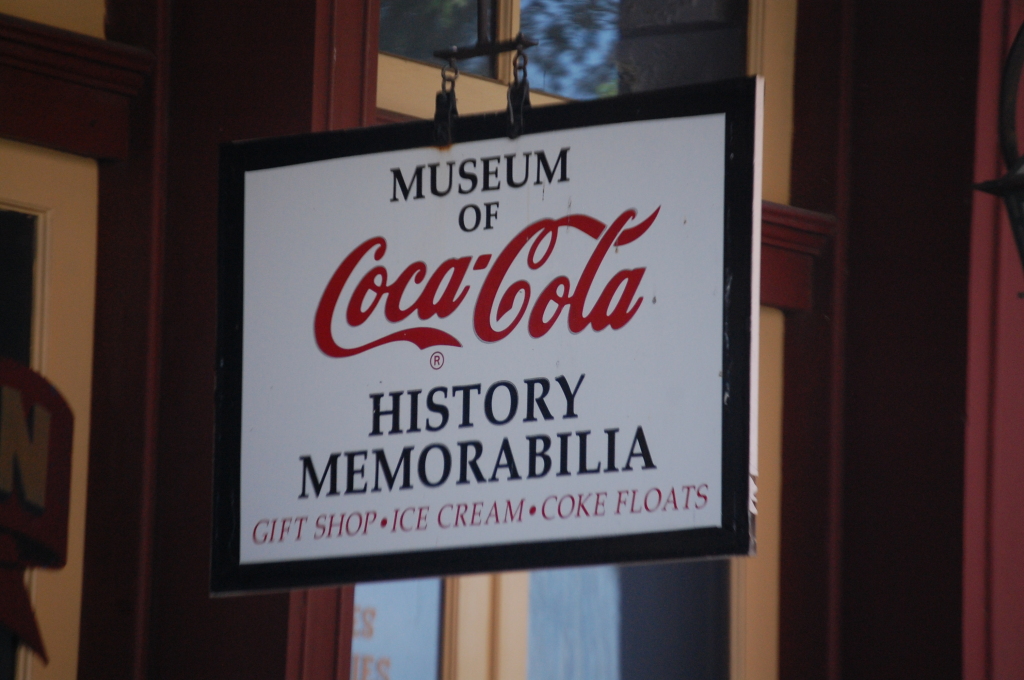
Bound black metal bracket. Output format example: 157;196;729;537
434;61;459;146
432;33;538;63
432;33;537;144
974;22;1024;272
507;50;531;139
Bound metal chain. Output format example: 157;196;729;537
441;59;459;94
512;50;528;85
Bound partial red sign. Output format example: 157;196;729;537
0;357;74;661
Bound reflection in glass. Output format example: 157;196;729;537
616;0;747;93
617;561;729;680
352;578;443;680
528;567;620;680
379;0;493;76
519;0;748;99
519;0;620;99
528;562;729;680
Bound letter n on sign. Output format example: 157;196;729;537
0;357;74;568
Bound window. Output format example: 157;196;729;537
519;0;619;98
379;0;496;77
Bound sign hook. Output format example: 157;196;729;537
432;33;538;144
434;58;459;146
507;48;532;139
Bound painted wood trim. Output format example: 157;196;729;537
782;3;851;676
787;3;978;679
312;0;379;131
286;588;356;680
760;202;833;312
441;573;528;680
731;307;786;680
0;13;151;160
493;0;520;84
490;573;528;680
376;108;419;125
77;0;169;675
442;574;493;680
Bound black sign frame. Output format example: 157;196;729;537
213;77;759;594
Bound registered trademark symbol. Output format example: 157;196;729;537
430;352;445;370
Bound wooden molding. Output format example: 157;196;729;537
76;0;166;675
376;107;419;125
0;13;151;160
313;0;380;131
440;573;528;680
760;201;834;312
286;587;355;680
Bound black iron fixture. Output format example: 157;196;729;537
975;23;1024;271
432;33;538;63
431;33;537;145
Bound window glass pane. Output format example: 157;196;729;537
528;562;729;680
0;209;36;680
0;626;15;680
617;562;729;680
0;208;36;366
616;0;747;93
380;0;492;77
519;0;747;99
528;567;620;680
352;578;443;680
519;0;620;99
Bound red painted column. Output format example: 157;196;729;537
965;3;1024;678
788;2;980;679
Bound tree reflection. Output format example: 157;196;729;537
378;0;621;95
520;0;619;99
380;0;490;76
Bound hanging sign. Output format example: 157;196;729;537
213;77;762;593
0;357;74;658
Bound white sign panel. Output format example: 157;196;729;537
213;79;761;592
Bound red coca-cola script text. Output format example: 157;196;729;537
313;207;660;357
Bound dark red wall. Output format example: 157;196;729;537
786;1;980;678
79;0;174;674
841;3;977;678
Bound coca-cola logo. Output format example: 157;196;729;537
314;207;660;357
